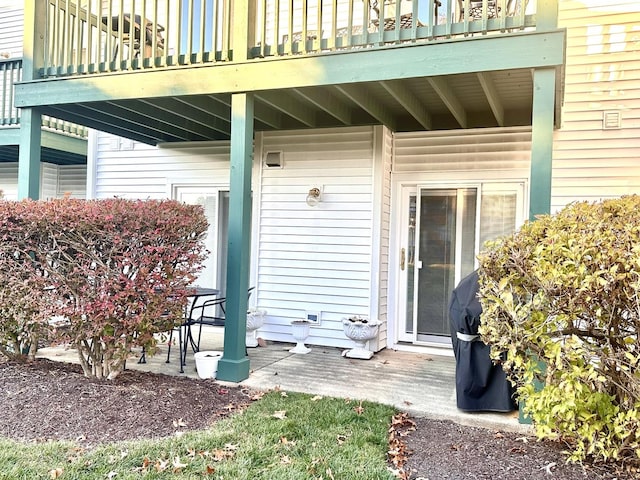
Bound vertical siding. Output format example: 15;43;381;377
553;2;640;211
372;126;393;351
0;3;23;58
257;127;375;349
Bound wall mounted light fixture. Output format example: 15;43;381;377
306;187;322;207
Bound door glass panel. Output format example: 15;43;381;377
480;192;517;246
404;194;417;334
415;188;477;339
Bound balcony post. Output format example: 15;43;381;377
217;92;254;382
18;0;46;200
529;67;556;221
231;0;257;61
536;0;559;30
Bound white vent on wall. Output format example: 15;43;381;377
602;110;622;130
263;151;283;169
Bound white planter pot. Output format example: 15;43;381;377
289;320;311;354
342;318;381;360
194;350;222;379
246;309;266;348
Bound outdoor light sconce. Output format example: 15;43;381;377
306;187;322;207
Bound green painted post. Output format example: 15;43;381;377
18;108;42;200
216;93;254;382
529;67;556;221
18;0;46;200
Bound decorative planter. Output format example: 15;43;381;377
194;350;222;379
289;320;312;354
246;308;266;348
342;317;381;359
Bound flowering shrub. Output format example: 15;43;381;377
0;198;208;379
478;196;640;464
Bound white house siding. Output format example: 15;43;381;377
552;1;640;211
92;132;231;199
392;127;532;178
256;127;378;349
0;2;23;58
0;163;85;200
41;163;59;199
0;163;17;199
58;165;88;198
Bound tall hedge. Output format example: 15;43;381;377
0;198;208;379
478;196;640;464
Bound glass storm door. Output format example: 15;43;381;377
398;186;479;344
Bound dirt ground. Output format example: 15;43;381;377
0;358;636;479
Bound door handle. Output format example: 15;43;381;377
400;248;406;270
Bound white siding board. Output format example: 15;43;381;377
256;127;376;348
41;164;58;199
0;163;18;199
553;1;640;212
0;3;23;58
93;132;231;199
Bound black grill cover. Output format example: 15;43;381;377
448;270;517;412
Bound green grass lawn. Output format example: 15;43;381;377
0;391;398;479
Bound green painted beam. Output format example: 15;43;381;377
427;77;468;128
16;31;566;107
380;80;432;130
41;130;87;156
476;72;505;127
529;68;556;221
18;108;42;200
334;84;397;131
137;98;231;138
217;93;253;383
255;92;316;127
0;128;20;146
293;88;353;125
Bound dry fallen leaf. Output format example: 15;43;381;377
280;455;292;464
272;410;287;419
172;456;188;472
49;468;64;479
173;418;187;428
354;402;365;415
280;391;288;397
311;395;323;401
205;465;216;475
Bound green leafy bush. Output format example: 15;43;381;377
478;195;640;464
0;198;208;379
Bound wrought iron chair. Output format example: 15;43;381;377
168;287;255;371
458;0;500;20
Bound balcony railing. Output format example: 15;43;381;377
37;0;535;78
1;58;88;138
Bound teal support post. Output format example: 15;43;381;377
529;68;556;221
18;0;46;200
216;93;254;382
18;108;42;200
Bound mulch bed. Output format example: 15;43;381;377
0;358;637;479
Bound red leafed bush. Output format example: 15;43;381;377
0;198;208;379
0;201;55;360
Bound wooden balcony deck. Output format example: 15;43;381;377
1;58;88;165
16;0;565;145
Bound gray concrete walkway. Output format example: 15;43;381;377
37;328;528;433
